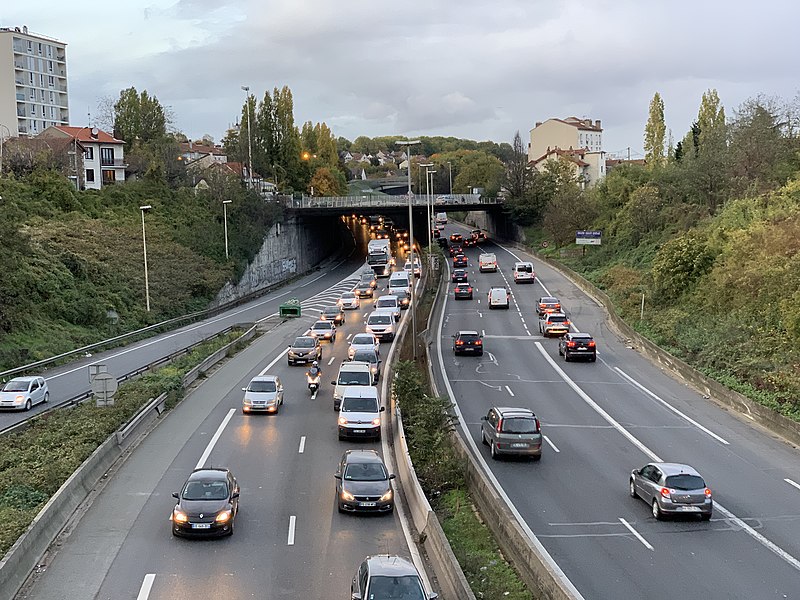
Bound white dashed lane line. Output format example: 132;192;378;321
785;478;800;492
287;515;297;545
619;518;653;551
543;435;560;453
505;385;515;397
298;436;306;454
136;574;156;600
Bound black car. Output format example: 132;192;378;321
451;269;468;283
172;468;239;537
321;305;345;325
449;233;463;244
463;236;477;248
453;254;468;268
432;228;441;238
454;283;473;300
394;288;412;310
437;237;449;249
335;450;395;514
448;245;463;257
355;282;375;298
453;330;483;356
558;332;597;362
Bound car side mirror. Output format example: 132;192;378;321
380;406;385;412
334;474;342;480
231;492;239;499
241;387;247;391
331;381;336;385
172;492;179;499
480;416;487;421
389;474;396;480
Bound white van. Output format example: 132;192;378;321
332;362;374;410
478;253;497;273
513;262;535;284
375;295;401;321
436;212;448;225
338;386;383;440
388;271;411;295
488;286;510;309
366;310;396;342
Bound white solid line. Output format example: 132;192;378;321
481;329;485;337
536;343;800;574
543;435;560;452
505;385;515;397
136;574;156;600
785;478;800;492
299;436;306;454
327;356;335;365
259;347;290;376
195;408;236;470
614;368;730;445
300;272;327;287
287;515;296;545
619;518;653;551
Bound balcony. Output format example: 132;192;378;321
100;158;128;168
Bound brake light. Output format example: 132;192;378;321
475;340;482;345
587;341;596;347
534;418;540;432
467;287;472;292
455;340;464;345
705;488;712;498
567;341;577;348
660;487;672;498
496;418;503;433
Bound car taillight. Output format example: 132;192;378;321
660;487;672;498
534;418;540;432
496;418;503;433
475;340;482;345
587;341;596;347
567;341;577;348
467;287;472;292
704;488;712;498
455;340;464;345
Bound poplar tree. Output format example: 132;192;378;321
644;92;666;167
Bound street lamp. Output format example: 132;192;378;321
395;139;421;359
139;205;152;312
419;162;434;256
0;123;11;175
241;86;254;190
222;200;232;259
447;161;453;195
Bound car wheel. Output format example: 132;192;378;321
25;399;32;411
700;513;712;521
338;502;345;514
652;499;664;520
43;392;49;403
532;454;542;462
490;441;498;460
226;516;235;537
288;359;293;366
629;479;637;498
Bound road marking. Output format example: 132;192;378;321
505;385;515;397
481;329;485;337
619;518;653;551
614;368;729;445
136;574;156;600
346;333;352;340
537;342;800;574
288;515;296;545
195;408;236;470
327;356;335;365
543;435;560;452
259;348;290;376
785;478;800;492
478;311;483;318
300;272;328;287
299;436;306;454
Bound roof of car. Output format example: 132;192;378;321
6;376;38;383
569;332;593;339
539;296;559;303
313;320;333;326
651;462;702;477
250;375;278;383
458;330;480;336
341;386;379;399
365;555;420;577
495;406;537;418
188;468;230;481
377;295;398;300
339;361;371;371
546;312;567;318
342;449;383;464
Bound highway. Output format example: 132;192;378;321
432;223;800;600
17;219;422;599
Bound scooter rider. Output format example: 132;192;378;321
307;361;321;380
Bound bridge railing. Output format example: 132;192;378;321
283;193;495;209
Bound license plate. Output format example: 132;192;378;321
353;429;366;434
191;523;211;529
677;506;701;512
511;443;528;448
577;346;587;350
359;502;377;507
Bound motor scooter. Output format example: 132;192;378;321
307;371;321;398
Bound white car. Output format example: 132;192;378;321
309;320;336;341
512;261;535;284
487;286;510;309
404;260;422;278
348;333;380;359
338;291;360;310
0;376;49;411
241;375;283;414
337;386;384;441
374;295;401;321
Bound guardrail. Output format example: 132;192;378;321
284;194;494;210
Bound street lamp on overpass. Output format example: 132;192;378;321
395;139;421;360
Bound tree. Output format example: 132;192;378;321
541;173;595;247
644;92;666;167
112;87;169;144
309;166;346;196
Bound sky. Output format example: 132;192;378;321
3;0;800;157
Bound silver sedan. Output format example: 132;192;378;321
630;462;712;520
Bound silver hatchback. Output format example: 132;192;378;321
480;407;542;461
630;462;713;520
0;376;49;411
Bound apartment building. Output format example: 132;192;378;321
528;117;603;162
529;147;606;189
39;125;126;190
0;26;69;137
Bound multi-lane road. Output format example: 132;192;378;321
433;223;800;599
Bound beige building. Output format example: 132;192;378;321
528;117;603;163
529;147;606;190
0;26;69;138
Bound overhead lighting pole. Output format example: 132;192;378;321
396;139;421;359
241;86;254;189
139;205;152;312
420;162;434;256
223;199;232;259
447;161;453;195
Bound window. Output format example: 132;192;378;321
29;88;35;100
102;169;116;184
30;105;36;117
37;43;43;55
46;45;53;58
48;60;53;73
85;169;95;183
49;91;54;103
100;147;114;166
28;72;34;85
84;146;94;160
48;75;54;88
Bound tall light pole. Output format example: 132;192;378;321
139;205;152;312
0;124;11;176
420;163;434;256
447;161;453;195
223;200;232;259
396;139;421;359
241;86;254;190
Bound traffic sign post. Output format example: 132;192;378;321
89;365;118;406
575;230;602;245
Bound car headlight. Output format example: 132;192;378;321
379;490;393;502
371;417;381;426
15;395;25;404
288;350;297;357
173;508;188;523
243;398;252;405
215;509;232;523
338;417;348;425
341;489;355;501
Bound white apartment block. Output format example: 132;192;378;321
40;126;126;190
0;26;69;138
528;117;603;164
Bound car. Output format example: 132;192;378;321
352;555;438;600
453;330;483;355
432;228;441;239
171;468;239;537
470;228;486;241
538;312;570;337
630;463;713;520
463;236;477;248
366;310;396;342
512;261;535;283
487;286;510;309
335;450;395;514
310;319;337;341
338;386;384;441
332;362;375;410
536;296;562;315
241;375;284;413
338;291;360;310
388;272;411;296
558;332;597;361
436;237;448;248
404;259;422;278
478;253;497;273
449;233;463;244
355;281;375;298
435;211;448;224
350;348;382;382
373;228;390;240
375;295;401;321
360;271;378;289
454;283;473;300
435;222;445;231
451;269;468;283
395;228;409;240
288;335;322;365
448;245;463;257
0;376;49;411
349;332;381;359
394;288;412;310
321;305;345;325
480;407;542;461
453;254;468;268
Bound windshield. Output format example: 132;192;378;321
377;299;396;308
367;254;388;265
459;334;480;342
344;462;387;481
352;335;374;345
516;264;533;273
361;274;375;282
182;479;229;501
2;379;30;392
338;372;371;386
368;576;425;599
665;474;706;490
342;398;379;412
501;418;538;434
248;380;277;393
313;322;332;330
352;351;377;363
323;307;339;315
293;337;315;348
369;315;392;325
341;293;355;299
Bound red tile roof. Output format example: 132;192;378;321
52;126;125;144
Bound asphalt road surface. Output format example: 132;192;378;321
432;223;800;600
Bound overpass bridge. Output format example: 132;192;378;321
282;193;504;218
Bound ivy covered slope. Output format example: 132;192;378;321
0;172;280;370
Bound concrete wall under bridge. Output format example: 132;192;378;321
463;209;526;243
213;214;341;306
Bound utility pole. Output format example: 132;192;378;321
396;140;421;359
241;86;254;189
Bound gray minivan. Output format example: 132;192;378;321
481;406;542;461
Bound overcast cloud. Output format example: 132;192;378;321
3;0;799;156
